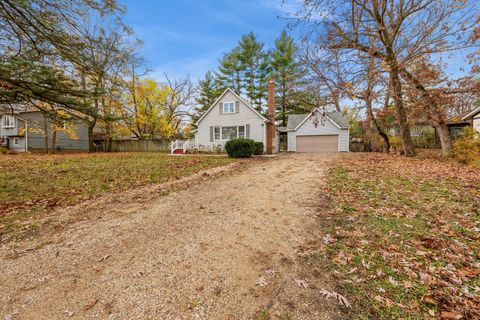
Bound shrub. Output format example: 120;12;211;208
225;138;255;158
0;147;7;154
451;127;480;165
253;142;264;155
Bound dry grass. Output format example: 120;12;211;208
0;152;235;236
308;153;479;319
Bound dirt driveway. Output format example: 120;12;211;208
0;154;341;320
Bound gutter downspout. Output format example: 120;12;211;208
16;116;28;153
25;121;28;153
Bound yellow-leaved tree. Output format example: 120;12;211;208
123;78;189;140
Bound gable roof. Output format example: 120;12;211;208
461;103;480;121
285;110;349;131
195;88;267;125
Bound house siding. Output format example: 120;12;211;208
0;115;21;137
9;137;26;152
195;90;266;150
473;114;480;135
1;112;90;151
287;114;349;152
20;112;89;151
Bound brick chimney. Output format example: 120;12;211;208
266;79;275;155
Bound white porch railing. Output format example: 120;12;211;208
170;139;198;154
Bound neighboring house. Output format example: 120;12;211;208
278;111;350;152
0;110;101;152
171;83;350;154
461;104;480;135
446;102;480;138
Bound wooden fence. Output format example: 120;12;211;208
110;139;170;152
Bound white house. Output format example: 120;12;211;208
171;82;350;154
193;88;270;152
278;111;350;152
462;104;480;135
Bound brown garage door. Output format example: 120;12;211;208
296;135;339;153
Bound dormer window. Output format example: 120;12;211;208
2;116;15;128
223;102;235;114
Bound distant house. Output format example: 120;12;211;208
447;102;480;138
0;110;104;152
461;104;480;135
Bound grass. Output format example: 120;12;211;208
0;152;236;236
309;153;480;319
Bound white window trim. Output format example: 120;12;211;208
213;125;246;141
13;137;20;146
2;116;15;129
222;101;236;114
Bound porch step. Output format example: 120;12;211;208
173;148;184;154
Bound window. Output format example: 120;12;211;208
238;125;245;138
213;125;246;141
214;126;221;141
2;116;15;128
223;102;235;114
13;137;19;146
221;126;237;140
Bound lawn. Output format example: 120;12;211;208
311;153;479;319
0;152;235;236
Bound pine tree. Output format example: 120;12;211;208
238;33;270;112
271;32;306;126
216;47;243;95
193;71;220;122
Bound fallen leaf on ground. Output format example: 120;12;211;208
255;277;267;287
440;310;463;319
319;289;351;308
295;279;309;289
63;310;74;317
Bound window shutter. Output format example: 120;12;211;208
235;101;240;113
219;103;224;115
210;126;214;142
246;124;250;138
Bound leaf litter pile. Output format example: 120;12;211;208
312;153;479;319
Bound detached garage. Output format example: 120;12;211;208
280;110;350;153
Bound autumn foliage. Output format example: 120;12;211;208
318;153;480;319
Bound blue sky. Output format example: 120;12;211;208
121;0;301;82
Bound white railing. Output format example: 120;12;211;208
170;139;198;154
182;139;198;151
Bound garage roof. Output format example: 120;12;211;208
286;111;349;131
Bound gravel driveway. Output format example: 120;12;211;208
1;154;340;320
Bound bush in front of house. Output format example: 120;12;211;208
225;138;255;158
451;127;480;165
253;141;264;155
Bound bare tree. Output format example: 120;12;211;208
294;0;478;156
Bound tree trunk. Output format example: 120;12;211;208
51;129;57;154
43;118;49;153
366;100;390;152
399;69;452;156
88;120;96;152
389;66;415;156
436;123;452;156
281;83;287;126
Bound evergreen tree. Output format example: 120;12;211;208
216;47;243;95
193;71;221;122
238;33;270;111
271;32;306;126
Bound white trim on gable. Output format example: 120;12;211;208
462;105;480;121
293;110;343;131
195;88;267;125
